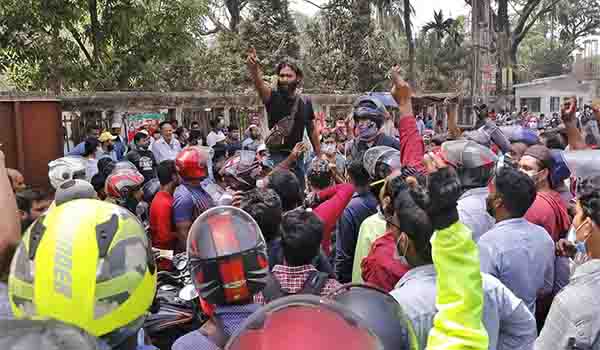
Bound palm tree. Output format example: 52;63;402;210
422;10;460;45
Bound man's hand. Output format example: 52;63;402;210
390;65;413;116
561;96;577;124
290;142;306;161
246;47;259;74
556;239;577;259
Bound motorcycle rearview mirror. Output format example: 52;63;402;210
179;284;199;301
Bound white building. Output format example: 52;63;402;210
513;74;593;117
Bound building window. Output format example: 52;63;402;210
550;97;560;112
520;98;541;112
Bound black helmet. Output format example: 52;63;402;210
142;178;161;204
187;206;269;305
330;284;418;350
353;95;387;128
226;295;384;350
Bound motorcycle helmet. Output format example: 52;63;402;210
307;159;332;189
105;169;145;201
363;146;402;181
112;160;138;173
176;146;212;180
353;95;387;128
226;295;384;350
440;140;497;190
187;206;269;305
220;151;263;191
8;199;156;347
330;284;418;350
48;156;88;189
142;178;161;204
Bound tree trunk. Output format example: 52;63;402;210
404;0;416;89
495;0;510;94
351;0;372;92
88;0;101;65
49;26;61;94
226;0;242;32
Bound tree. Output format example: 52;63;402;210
0;0;208;91
422;10;459;44
239;0;300;77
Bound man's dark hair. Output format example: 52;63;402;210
240;189;282;242
540;131;566;150
191;121;200;128
393;184;434;264
159;121;172;130
209;119;218;129
134;132;148;144
495;167;537;218
97;157;115;177
83;137;100;157
347;159;370;187
281;209;323;266
579;176;600;226
268;169;303;212
157;160;177;186
18;188;52;205
86;124;100;135
276;60;303;79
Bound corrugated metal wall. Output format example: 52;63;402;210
0;99;63;190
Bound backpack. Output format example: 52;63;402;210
261;271;330;303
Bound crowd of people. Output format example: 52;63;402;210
1;48;600;350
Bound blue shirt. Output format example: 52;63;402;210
68;141;86;156
457;187;496;242
173;183;214;223
334;190;378;283
391;265;537;350
172;304;260;350
478;218;555;313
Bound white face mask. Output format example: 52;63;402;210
568;220;590;255
520;168;543;183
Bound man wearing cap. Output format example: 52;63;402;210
110;122;126;160
242;124;262;151
206;118;226;148
126;132;158;184
152;121;182;163
97;131;118;161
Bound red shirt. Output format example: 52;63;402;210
150;191;176;250
361;232;410;292
314;183;355;255
525;190;571;242
398;116;426;174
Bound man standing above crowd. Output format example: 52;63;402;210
247;47;320;188
152;121;182;163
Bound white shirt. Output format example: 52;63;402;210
151;137;182;163
206;130;225;147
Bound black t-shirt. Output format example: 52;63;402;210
265;90;315;151
126;149;157;184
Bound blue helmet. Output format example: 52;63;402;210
353;95;387;127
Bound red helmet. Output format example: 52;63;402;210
187;206;269;305
176;147;211;180
105;169;145;199
226;295;384;350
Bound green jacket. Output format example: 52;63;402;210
426;222;489;350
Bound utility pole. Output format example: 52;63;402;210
471;0;491;105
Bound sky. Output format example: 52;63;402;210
290;0;471;30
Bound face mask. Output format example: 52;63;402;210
322;143;336;155
567;220;589;255
357;121;378;141
520;168;543;183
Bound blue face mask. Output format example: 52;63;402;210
567;221;588;255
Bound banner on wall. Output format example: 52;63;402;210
125;113;165;142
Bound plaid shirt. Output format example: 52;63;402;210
254;264;342;305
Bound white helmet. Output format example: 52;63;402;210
48;156;88;189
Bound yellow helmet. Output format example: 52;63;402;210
8;199;156;345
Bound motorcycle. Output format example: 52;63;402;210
145;252;206;350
